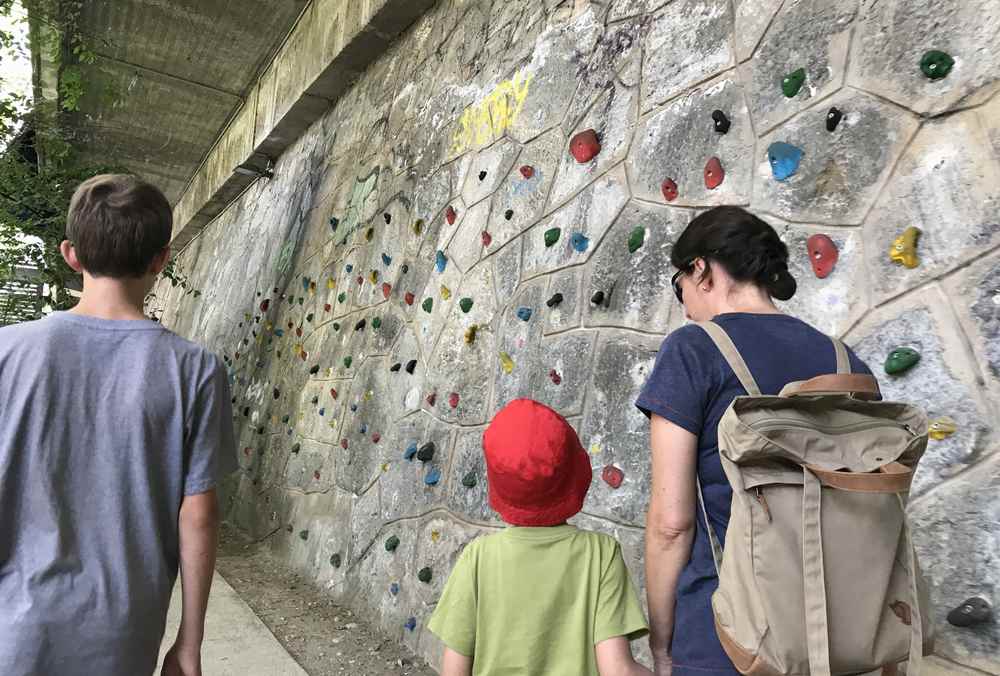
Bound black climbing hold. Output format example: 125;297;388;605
273;388;280;399
418;567;433;583
546;293;564;308
478;170;487;181
947;597;992;627
333;323;341;331
826;106;843;132
299;530;309;541
711;109;730;134
405;359;417;375
330;553;342;568
417;442;435;462
243;406;250;417
311;395;319;404
355;319;366;331
390;362;402;372
309;364;320;375
306;313;314;323
385;535;400;552
286;524;293;533
291;443;300;454
462;471;477;488
590;291;605;305
401;264;409;274
384;213;391;224
504;209;514;220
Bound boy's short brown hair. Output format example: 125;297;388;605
66;174;173;278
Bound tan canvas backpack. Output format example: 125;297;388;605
695;321;934;676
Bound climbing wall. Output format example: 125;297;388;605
152;0;1000;671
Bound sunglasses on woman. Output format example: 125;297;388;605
671;269;685;304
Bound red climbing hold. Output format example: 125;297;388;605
296;327;303;337
372;432;381;443
244;446;252;456
661;178;678;202
404;292;415;306
549;369;562;385
602;465;624;489
340;438;349;449
448;392;460;408
324;303;332;312
806;234;839;279
426;392;437;407
314;470;321;480
704;157;725;190
356;275;363;286
481;231;492;247
260;299;270;312
287;321;294;329
570;129;601;163
330;388;338;399
446;206;457;225
382;282;392;299
519;165;535;179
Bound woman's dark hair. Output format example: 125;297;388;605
671;206;797;301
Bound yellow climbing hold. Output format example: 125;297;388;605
889;226;921;269
430;530;440;542
590;443;602;455
440;285;451;300
266;321;273;331
365;389;374;401
327;367;335;376
369;270;379;284
499;351;514;374
309;281;317;294
381;463;390;472
327;277;336;289
294;343;304;357
244;313;251;322
929;416;957;440
464;325;478;344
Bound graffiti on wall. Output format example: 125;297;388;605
450;70;534;155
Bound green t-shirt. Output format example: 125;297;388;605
427;524;649;675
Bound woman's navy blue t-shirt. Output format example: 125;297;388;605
635;313;872;676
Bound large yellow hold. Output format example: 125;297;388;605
889;226;921;268
928;416;957;440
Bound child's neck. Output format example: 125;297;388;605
69;274;150;321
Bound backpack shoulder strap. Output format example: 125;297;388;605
696;321;762;396
831;336;851;375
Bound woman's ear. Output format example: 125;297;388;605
693;258;712;290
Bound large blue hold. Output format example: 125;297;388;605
435;250;448;273
424;468;441;486
404;442;418;461
570;232;590;253
768;142;803;181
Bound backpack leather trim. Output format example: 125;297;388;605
715;619;780;676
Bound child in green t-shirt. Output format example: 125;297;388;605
428;398;652;676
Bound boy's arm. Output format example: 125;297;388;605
163;490;220;675
441;647;473;676
596;636;653;676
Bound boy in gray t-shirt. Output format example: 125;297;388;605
0;174;237;676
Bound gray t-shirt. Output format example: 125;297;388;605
0;311;237;676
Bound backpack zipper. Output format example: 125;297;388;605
749;418;917;437
754;487;772;522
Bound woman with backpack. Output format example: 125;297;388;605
635;206;877;675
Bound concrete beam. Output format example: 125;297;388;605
169;0;437;251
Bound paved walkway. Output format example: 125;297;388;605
157;572;307;676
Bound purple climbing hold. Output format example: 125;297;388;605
404;617;416;632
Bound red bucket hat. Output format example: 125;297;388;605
483;399;593;527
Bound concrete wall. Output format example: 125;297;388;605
152;0;1000;671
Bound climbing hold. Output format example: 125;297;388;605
327;277;335;289
330;553;341;568
602;465;624;489
704;157;725;190
282;414;291;424
544;227;561;248
499;352;514;374
711;109;731;134
448;392;460;408
260;298;270;312
344;356;353;368
404;292;415;306
424;469;441;486
481;231;492;247
330;388;338;399
782;68;806;97
324;303;331;313
549;369;562;385
661;178;678;202
462;471;477;488
307;313;315;323
345;264;353;273
369;270;379;284
889;227;921;269
426;392;437;407
337;292;346;303
928;416;957;441
504;209;514;221
464;325;478;344
768;142;804;181
383;213;391;225
520;165;535;179
806;234;839;279
590;290;606;305
404;442;418;461
298;297;305;305
390;362;401;372
372;317;382;329
417;567;433;583
365;227;374;242
478;170;487;181
299;530;309;541
286;525;293;533
516;307;533;322
435;250;447;273
318;408;325;416
356;276;363;286
389;583;400;596
302;276;310;291
412;219;424;236
570;232;590;253
332;323;340;331
569;129;601;163
382;282;392;299
545;293;564;309
422;297;433;313
826;107;844;132
372;432;381;443
459;297;473;313
446;206;457;225
385;535;400;552
884;348;920;376
920;50;954;80
340;438;349;449
947;597;992;627
350;404;358;412
309;281;317;294
314;469;321;480
440;285;451;301
628;227;646;254
405;359;417;374
311;395;320;404
404;618;416;632
329;216;339;231
273;387;280;400
296;327;303;338
291;442;301;454
417;442;436;462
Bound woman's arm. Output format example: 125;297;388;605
645;414;698;675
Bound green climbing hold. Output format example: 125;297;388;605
330;553;342;568
417;567;433;583
627;227;645;253
544;227;561;248
306;313;314;323
372;317;382;329
299;530;309;541
920;50;954;80
459;297;473;313
344;356;352;368
885;347;921;375
282;415;290;424
422;297;433;313
385;535;400;552
461;471;477;488
782;68;806;97
337;292;346;303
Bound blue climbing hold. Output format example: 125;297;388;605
768;142;804;181
302;276;310;290
318;408;325;416
350;403;358;412
361;423;368;434
274;329;284;337
435;250;447;273
516;307;533;322
570;232;590;253
390;582;400;596
381;253;392;266
346;264;353;273
329;216;339;231
404;442;418;461
424;468;441;486
404;617;416;631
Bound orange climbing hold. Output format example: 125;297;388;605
704;157;725;190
